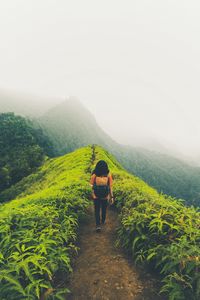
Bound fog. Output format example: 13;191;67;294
0;0;200;159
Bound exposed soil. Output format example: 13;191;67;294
66;205;164;300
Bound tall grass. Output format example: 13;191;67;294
0;147;93;299
95;146;200;300
1;144;199;299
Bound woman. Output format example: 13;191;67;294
90;160;114;232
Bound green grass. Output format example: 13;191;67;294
94;146;200;300
0;146;93;300
0;144;200;300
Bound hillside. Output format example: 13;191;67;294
114;146;200;206
0;146;92;299
1;93;200;206
0;145;199;299
0;113;54;193
38;99;200;206
38;97;117;154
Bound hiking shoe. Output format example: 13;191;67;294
96;226;101;232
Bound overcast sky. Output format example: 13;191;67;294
0;0;200;158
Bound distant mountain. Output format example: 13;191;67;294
0;113;54;192
114;146;200;205
38;97;118;154
38;98;200;206
0;91;200;206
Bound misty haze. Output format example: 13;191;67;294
1;1;200;161
0;1;200;300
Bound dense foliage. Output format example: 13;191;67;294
0;145;200;299
0;146;92;299
0;113;54;193
93;146;200;300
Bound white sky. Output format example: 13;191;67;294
0;0;200;158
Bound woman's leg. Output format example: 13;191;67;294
94;198;101;226
101;199;108;224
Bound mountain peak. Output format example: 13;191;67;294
42;96;94;123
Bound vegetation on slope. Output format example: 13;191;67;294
1;98;200;206
114;146;200;207
94;146;200;300
38;98;115;155
0;113;54;193
37;99;200;207
0;146;92;299
0;144;199;299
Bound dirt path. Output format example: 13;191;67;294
66;205;163;300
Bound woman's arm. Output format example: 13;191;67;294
108;174;114;204
110;188;114;204
90;174;96;200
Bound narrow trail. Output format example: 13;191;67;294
65;145;163;299
66;206;163;300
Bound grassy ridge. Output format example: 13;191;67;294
1;145;200;299
0;146;93;300
94;146;200;300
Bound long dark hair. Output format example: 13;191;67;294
92;160;109;176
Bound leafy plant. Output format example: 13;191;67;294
0;146;93;299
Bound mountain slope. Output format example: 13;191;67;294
1;92;200;206
38;97;117;154
38;99;200;206
113;146;200;205
94;146;200;300
0;146;93;299
0;113;54;193
0;145;199;300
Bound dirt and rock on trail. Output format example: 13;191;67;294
66;205;164;300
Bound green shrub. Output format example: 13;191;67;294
1;144;200;299
0;146;93;299
94;146;200;299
